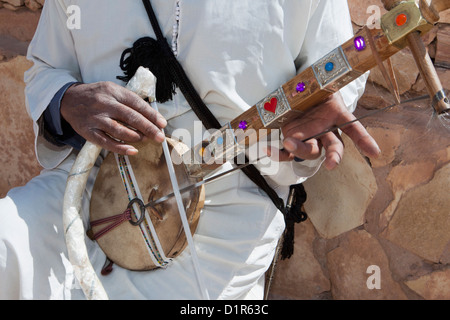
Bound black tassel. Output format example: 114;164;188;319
117;37;177;103
281;184;308;260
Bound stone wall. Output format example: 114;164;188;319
0;1;449;300
0;0;43;12
0;2;41;197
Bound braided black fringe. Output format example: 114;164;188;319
117;37;177;103
280;184;308;260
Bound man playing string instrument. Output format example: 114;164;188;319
0;0;379;300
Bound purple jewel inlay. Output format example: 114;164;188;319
354;36;366;51
296;82;306;93
239;121;248;130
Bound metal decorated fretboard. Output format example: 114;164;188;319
183;1;449;178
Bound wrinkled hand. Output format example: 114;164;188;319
61;81;167;155
276;92;380;170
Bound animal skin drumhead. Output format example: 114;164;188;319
89;138;205;271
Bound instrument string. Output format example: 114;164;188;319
152;101;211;300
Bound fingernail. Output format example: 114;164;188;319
156;131;165;142
126;148;139;156
325;160;338;171
376;146;382;157
366;146;381;158
283;138;297;152
326;154;342;170
158;116;167;128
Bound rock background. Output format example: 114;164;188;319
0;0;449;300
0;0;41;198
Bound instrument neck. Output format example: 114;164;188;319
184;1;446;178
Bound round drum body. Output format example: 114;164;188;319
90;138;204;271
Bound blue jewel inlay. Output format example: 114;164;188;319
325;62;334;72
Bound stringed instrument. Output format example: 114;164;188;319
63;0;450;299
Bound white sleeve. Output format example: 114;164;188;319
24;0;82;169
262;0;368;187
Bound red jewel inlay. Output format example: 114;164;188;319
396;13;407;26
264;98;278;114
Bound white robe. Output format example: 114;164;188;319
0;0;367;300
